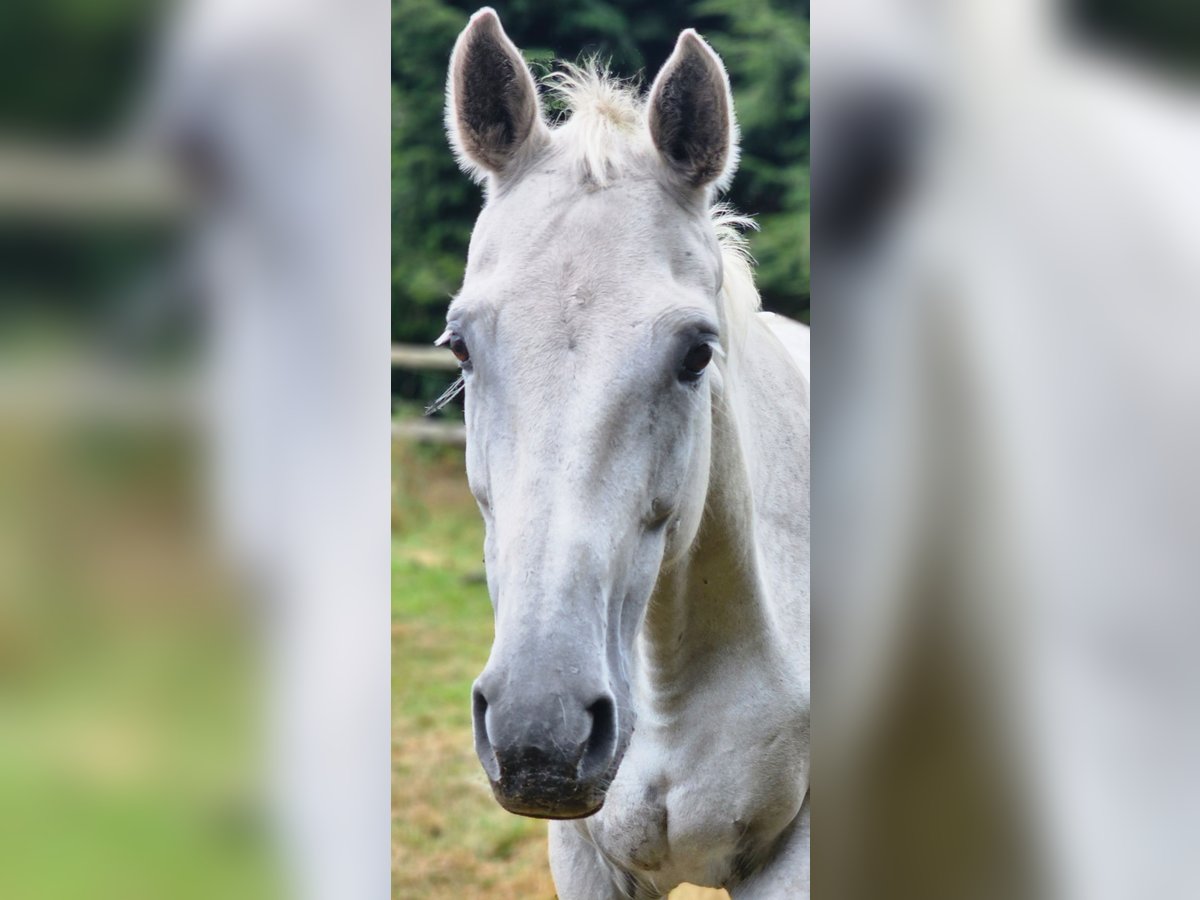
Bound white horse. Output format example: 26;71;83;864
441;10;809;897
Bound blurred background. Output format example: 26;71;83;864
389;2;807;897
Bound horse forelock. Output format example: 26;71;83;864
544;60;648;187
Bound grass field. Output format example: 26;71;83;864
392;441;727;899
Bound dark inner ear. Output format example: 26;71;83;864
455;30;537;172
650;51;730;186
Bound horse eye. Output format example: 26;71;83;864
449;334;470;363
680;342;713;381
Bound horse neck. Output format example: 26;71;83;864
638;327;782;705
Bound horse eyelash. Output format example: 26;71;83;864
424;375;465;416
425;327;466;415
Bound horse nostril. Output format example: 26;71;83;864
578;695;618;782
472;686;500;781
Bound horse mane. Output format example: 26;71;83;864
709;203;762;363
544;61;762;356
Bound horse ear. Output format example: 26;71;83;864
647;30;738;191
446;8;547;181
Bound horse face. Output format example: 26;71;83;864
444;9;737;819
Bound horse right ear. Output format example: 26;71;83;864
647;30;738;192
446;8;548;182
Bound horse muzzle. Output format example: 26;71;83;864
472;683;622;819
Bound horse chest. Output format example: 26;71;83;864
585;703;805;888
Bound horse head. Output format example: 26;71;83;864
443;8;742;819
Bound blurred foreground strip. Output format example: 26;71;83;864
0;0;390;897
0;358;195;424
815;2;1200;899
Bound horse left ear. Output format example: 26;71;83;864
647;30;739;191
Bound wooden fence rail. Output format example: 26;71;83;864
391;344;459;372
392;343;463;444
